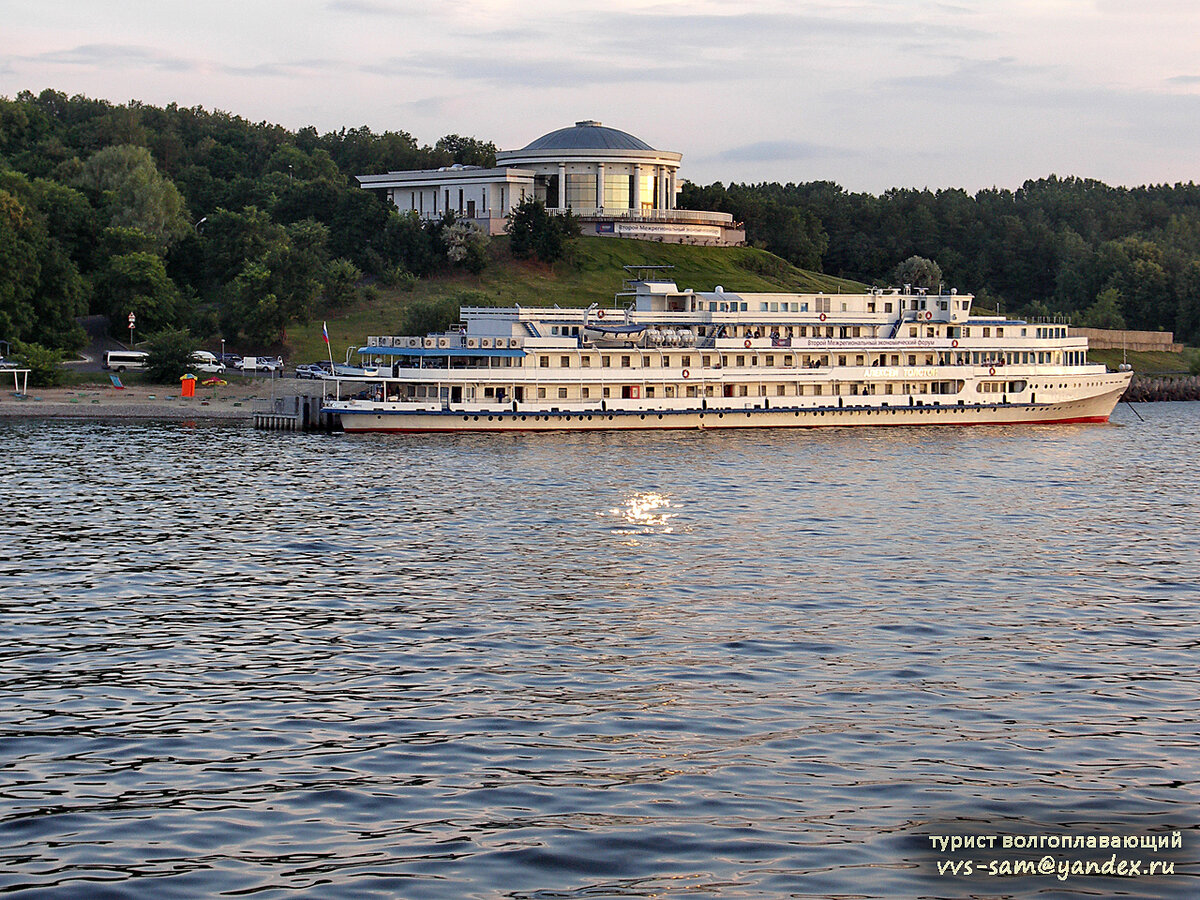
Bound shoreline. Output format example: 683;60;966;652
0;382;306;421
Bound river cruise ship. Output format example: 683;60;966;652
322;270;1132;433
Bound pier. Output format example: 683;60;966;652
252;392;340;431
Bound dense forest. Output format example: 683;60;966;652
2;89;1199;360
680;178;1200;343
0;89;497;354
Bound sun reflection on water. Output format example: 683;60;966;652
604;492;678;540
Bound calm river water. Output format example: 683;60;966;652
1;404;1198;898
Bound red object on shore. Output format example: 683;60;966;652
180;374;196;398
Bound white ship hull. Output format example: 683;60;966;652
330;377;1130;434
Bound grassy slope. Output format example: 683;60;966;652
1088;347;1197;375
286;237;866;366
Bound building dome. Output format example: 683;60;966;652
522;120;655;152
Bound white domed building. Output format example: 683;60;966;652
356;121;744;246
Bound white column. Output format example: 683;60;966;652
596;163;605;210
633;164;642;211
558;163;567;210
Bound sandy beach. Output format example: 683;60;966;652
0;380;309;421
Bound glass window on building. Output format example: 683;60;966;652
604;174;632;209
565;173;597;209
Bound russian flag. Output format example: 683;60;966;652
322;321;329;345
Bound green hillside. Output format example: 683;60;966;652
286;237;866;365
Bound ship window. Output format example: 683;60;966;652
776;384;786;396
838;355;847;366
581;356;591;367
1021;328;1027;336
841;302;848;312
602;355;611;366
603;388;611;398
770;302;779;312
537;387;547;398
665;386;675;398
801;302;809;312
909;327;918;337
963;327;971;337
582;387;590;398
686;385;698;397
997;328;1004;337
885;302;893;313
765;355;774;366
620;355;631;367
983;327;991;337
740;302;748;311
702;355;711;367
721;356;729;366
738;385;748;396
785;356;793;366
908;355;917;365
560;356;570;367
814;385;823;396
760;302;768;311
558;388;568;399
682;356;692;367
539;356;550;367
868;302;876;313
826;327;835;337
646;387;655;397
855;355;865;365
642;355;651;367
852;327;861;337
736;355;745;366
885;384;894;394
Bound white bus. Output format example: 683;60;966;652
103;350;149;372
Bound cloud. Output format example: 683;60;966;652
714;140;845;163
362;53;714;88
1167;74;1200;85
31;43;199;73
325;0;407;15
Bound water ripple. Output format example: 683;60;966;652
0;406;1197;897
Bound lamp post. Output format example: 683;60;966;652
220;337;225;368
127;311;136;348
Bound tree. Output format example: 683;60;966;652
506;198;576;264
94;251;182;333
75;145;191;250
144;327;198;383
0;190;44;342
892;255;943;291
11;340;65;387
443;219;488;273
1077;288;1126;329
323;258;361;307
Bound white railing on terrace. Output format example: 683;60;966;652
550;207;737;226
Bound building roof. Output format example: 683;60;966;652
522;120;655;152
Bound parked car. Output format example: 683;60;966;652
191;351;226;374
256;356;282;372
218;353;243;369
294;364;328;379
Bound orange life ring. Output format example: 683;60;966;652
819;313;827;322
951;339;959;347
744;339;752;348
597;309;605;319
988;366;996;376
681;368;690;378
925;311;933;320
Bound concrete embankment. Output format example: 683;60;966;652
1124;375;1200;402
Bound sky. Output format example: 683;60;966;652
2;0;1199;194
